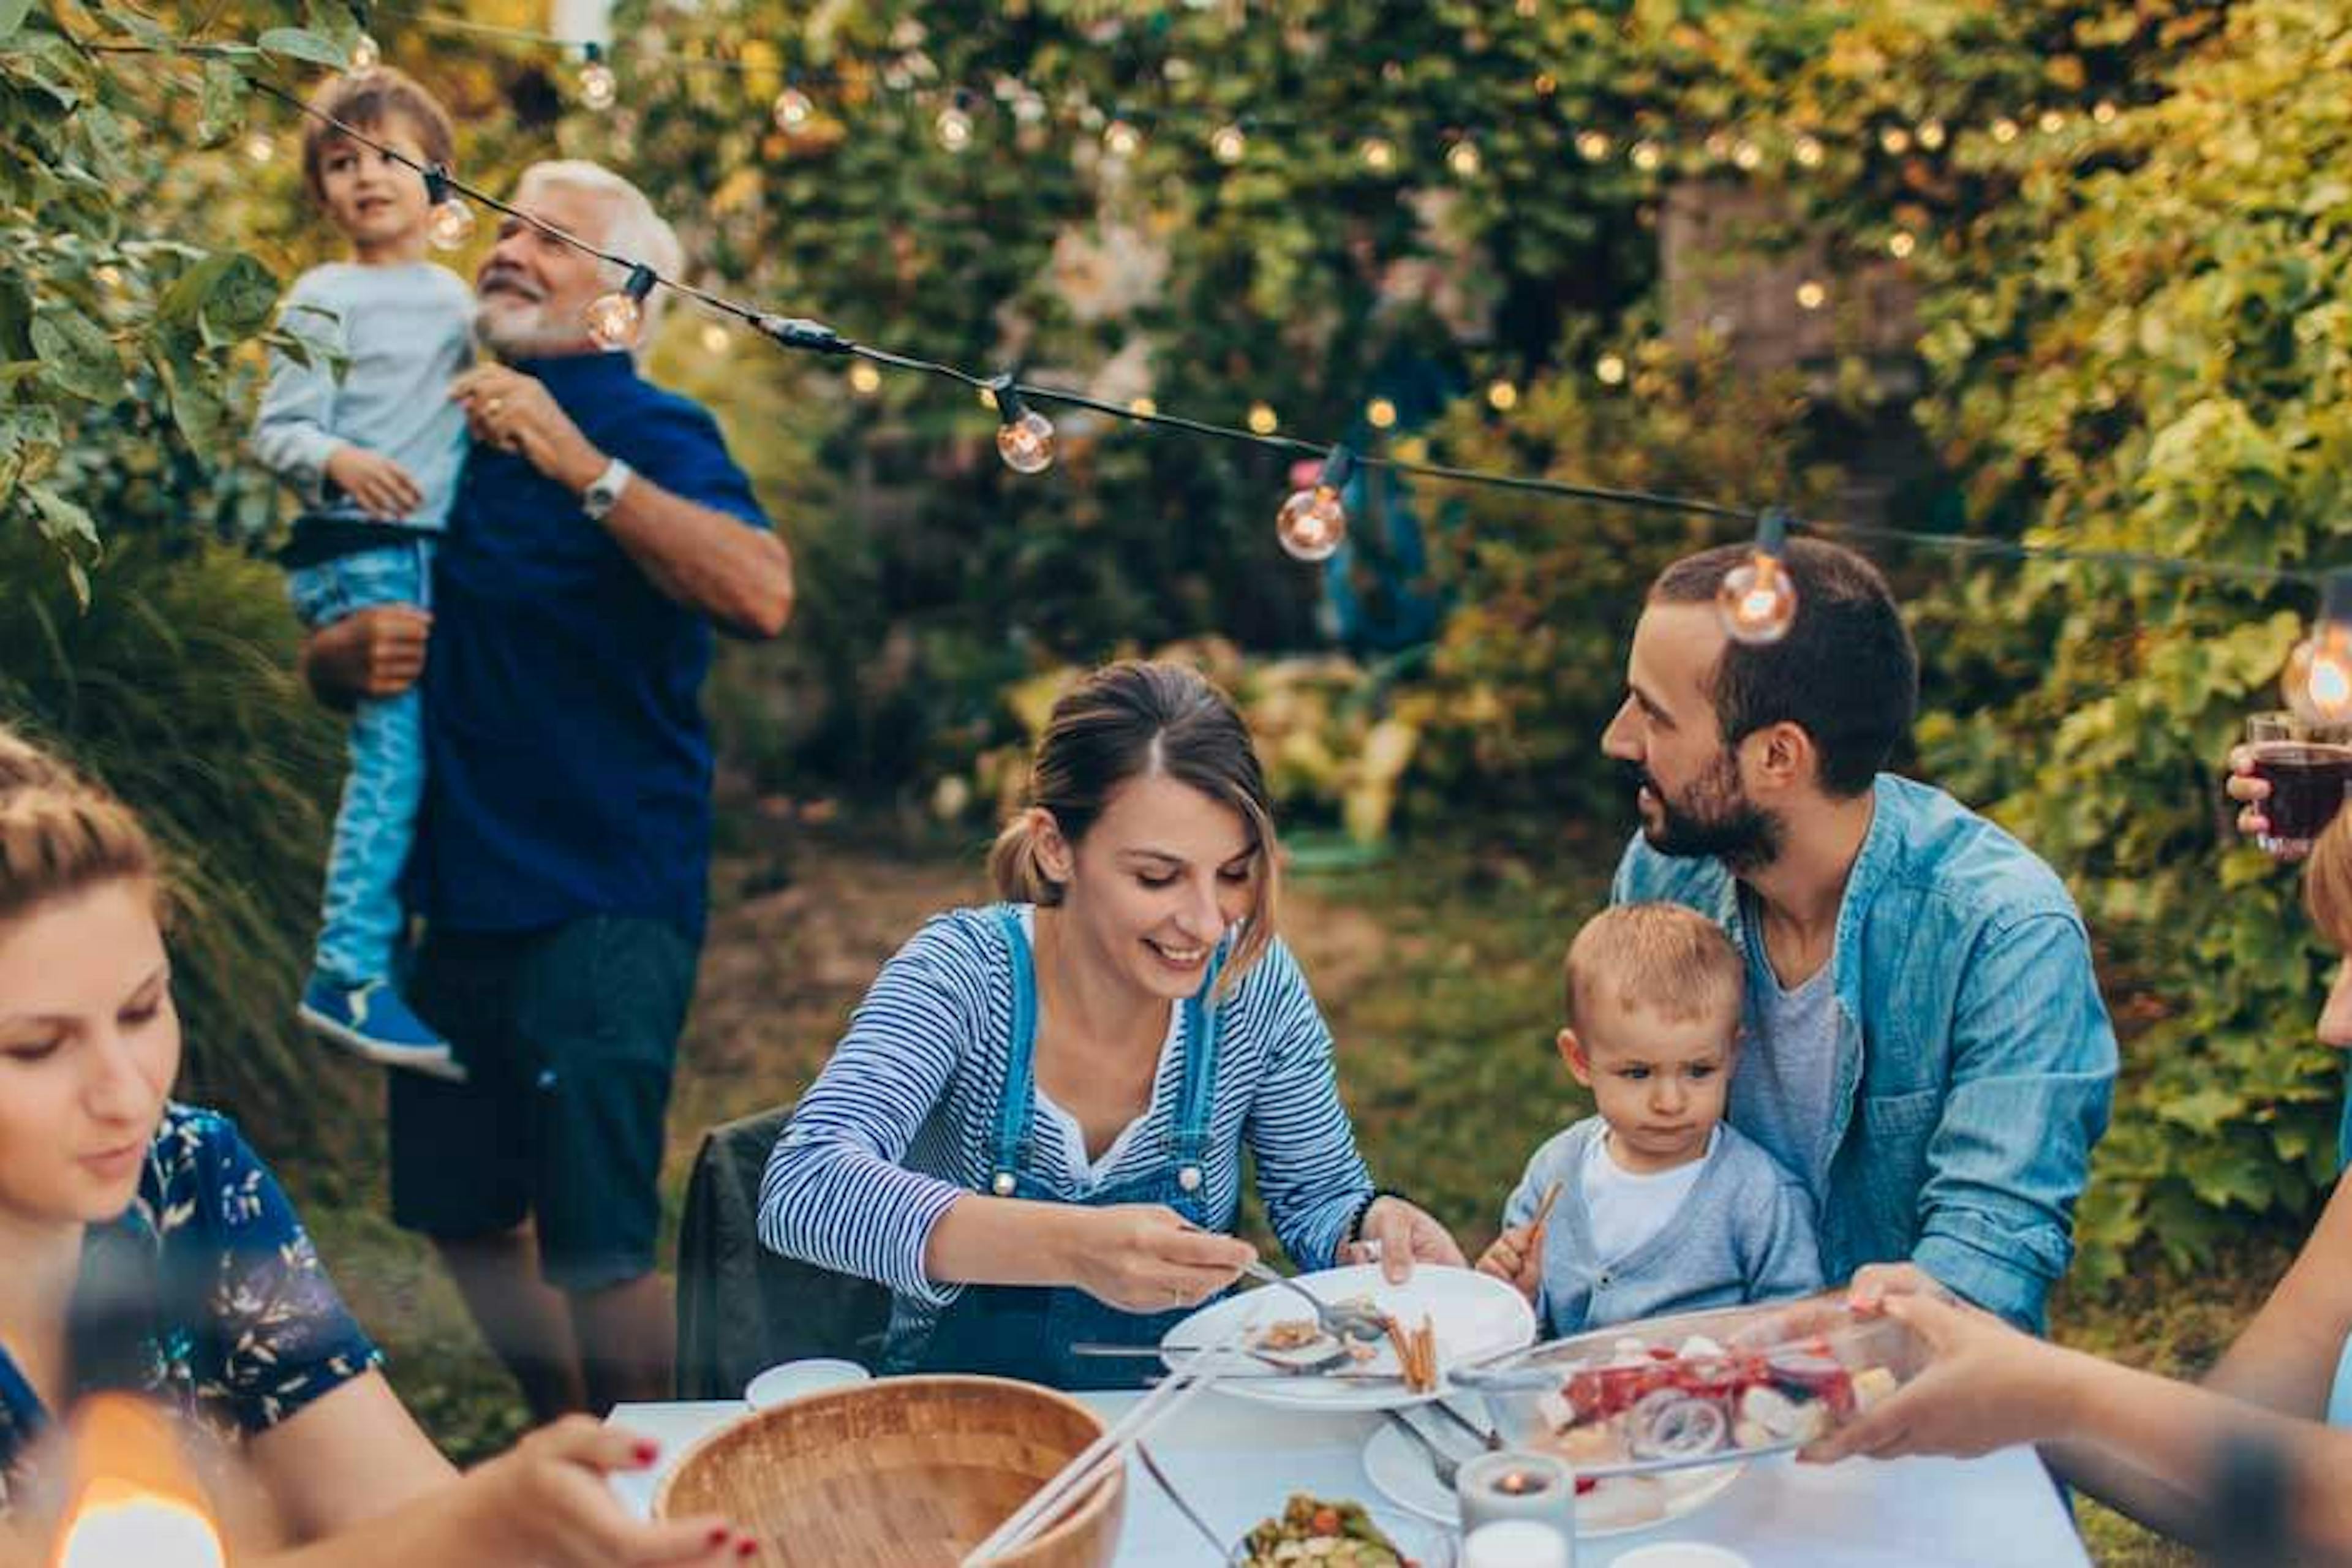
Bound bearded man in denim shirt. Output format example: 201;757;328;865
1604;539;2115;1330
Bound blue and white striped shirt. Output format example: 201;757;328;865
758;905;1375;1332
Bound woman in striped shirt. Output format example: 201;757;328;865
759;660;1463;1387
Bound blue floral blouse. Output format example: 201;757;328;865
0;1104;381;1507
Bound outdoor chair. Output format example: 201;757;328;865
673;1103;892;1400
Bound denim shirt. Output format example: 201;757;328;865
1611;773;2118;1330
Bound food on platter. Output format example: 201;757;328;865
1238;1494;1420;1567
1457;1296;1924;1477
1383;1312;1441;1394
1254;1317;1327;1353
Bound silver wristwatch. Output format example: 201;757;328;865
581;456;634;521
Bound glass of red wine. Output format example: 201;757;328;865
2248;712;2352;854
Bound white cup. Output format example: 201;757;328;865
743;1357;872;1409
1608;1545;1753;1568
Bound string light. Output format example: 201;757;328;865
1990;116;2020;144
241;130;274;164
221;67;2352;629
1732;138;1762;171
2286;573;2352;724
1533;71;1558;97
1887;229;1917;259
1596;353;1627;386
423;165;476;248
584;262;655;348
1485;379;1519;412
2038;108;2067;135
1446;137;1481;178
1917;119;1948;150
773;86;814;132
1103;118;1142;157
1575;129;1612;162
349;34;380;70
1366;397;1398;429
1878;126;1911;155
578;41;616;110
700;322;731;354
1276;445;1354;562
1795;279;1827;310
935;99;974;151
990;375;1055;473
1792;134;1825;168
1719;507;1800;644
1359;135;1397;173
2092;99;2119;125
1211;123;1248;164
1630;139;1664;172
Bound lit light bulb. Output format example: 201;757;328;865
2286;576;2352;724
1888;229;1917;259
1717;510;1800;645
700;323;730;355
1485;379;1518;412
241;131;274;164
349;34;380;70
774;88;815;132
1917;119;1948;150
2038;109;2066;135
1359;136;1396;173
584;263;655;349
1732;138;1762;171
1596;353;1628;386
1990;117;2020;144
1879;126;1912;156
1365;397;1397;429
1104;119;1142;158
2092;99;2119;125
1128;396;1157;417
935;103;974;151
1447;138;1482;178
578;44;617;111
1630;139;1664;172
1792;134;1825;168
1532;72;1558;97
1795;279;1827;311
1246;402;1278;436
1276;445;1354;564
990;379;1055;473
421;167;475;250
1212;123;1248;165
1575;129;1611;162
848;362;882;396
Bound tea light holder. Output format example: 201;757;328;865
1458;1449;1578;1544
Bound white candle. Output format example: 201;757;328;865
1464;1519;1574;1568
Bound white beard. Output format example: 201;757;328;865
473;295;594;361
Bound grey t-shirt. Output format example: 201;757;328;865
1732;897;1845;1202
248;260;473;530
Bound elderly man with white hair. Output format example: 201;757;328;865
306;160;793;1419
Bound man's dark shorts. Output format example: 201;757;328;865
391;915;699;1292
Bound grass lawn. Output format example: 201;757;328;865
283;819;2296;1566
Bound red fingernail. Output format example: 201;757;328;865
634;1439;660;1464
737;1539;758;1559
707;1526;730;1547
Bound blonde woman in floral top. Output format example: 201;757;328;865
0;729;751;1565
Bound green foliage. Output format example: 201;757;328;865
0;527;349;1134
1897;0;2352;1283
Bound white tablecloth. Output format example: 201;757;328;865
608;1392;2089;1566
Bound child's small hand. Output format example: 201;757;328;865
326;447;425;521
1476;1223;1544;1302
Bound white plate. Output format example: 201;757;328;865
1362;1418;1749;1539
1159;1264;1537;1411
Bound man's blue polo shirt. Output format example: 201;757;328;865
412;350;768;938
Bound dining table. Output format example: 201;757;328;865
608;1387;2091;1565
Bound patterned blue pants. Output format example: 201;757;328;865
287;541;432;987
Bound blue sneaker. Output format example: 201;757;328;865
298;974;466;1083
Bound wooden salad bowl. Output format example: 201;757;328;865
653;1374;1125;1567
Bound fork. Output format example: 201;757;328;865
1072;1341;1365;1377
1238;1259;1390;1343
1381;1408;1461;1488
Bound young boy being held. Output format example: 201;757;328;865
1479;903;1820;1335
249;67;472;1080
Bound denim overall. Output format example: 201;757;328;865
914;908;1227;1391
